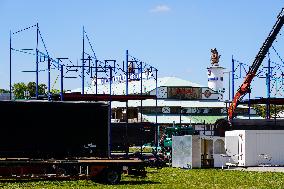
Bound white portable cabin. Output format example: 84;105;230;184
225;130;284;167
172;135;225;168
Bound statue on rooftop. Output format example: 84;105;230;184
210;48;221;65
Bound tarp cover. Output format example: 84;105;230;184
172;135;192;169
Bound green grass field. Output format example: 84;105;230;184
1;167;284;189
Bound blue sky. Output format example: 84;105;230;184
1;1;284;100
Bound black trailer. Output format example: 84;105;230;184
0;100;146;184
0;100;109;158
111;122;156;151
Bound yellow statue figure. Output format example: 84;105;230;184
211;48;221;65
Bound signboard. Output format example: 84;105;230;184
203;89;212;98
95;70;154;85
167;87;202;100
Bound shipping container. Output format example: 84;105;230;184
225;130;284;167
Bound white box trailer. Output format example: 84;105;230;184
225;130;284;167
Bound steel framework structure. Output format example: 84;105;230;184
9;24;159;155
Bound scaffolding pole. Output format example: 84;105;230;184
36;23;39;99
125;50;129;156
9;30;12;100
60;65;64;101
82;26;85;95
232;55;235;101
48;58;51;101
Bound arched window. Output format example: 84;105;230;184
214;139;225;154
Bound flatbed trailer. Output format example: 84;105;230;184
0;158;146;184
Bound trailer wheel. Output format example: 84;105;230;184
103;168;121;185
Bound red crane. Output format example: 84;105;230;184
228;8;284;120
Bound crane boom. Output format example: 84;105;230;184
228;8;284;120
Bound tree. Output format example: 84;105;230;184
51;89;61;94
13;82;27;99
26;82;47;97
0;89;9;93
252;104;284;118
13;82;47;99
27;82;36;97
38;83;47;95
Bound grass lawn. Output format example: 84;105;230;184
0;167;284;189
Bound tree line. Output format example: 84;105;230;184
0;82;60;99
252;104;284;118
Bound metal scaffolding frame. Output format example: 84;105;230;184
232;50;284;119
9;24;159;155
